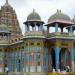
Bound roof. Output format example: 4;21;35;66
27;9;41;21
48;10;72;24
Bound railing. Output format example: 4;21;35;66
0;40;10;44
47;32;73;38
25;31;44;37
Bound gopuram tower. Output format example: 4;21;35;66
0;0;22;40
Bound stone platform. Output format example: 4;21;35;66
6;72;75;75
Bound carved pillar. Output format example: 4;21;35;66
61;27;63;32
34;22;37;31
20;48;22;72
15;48;18;72
55;23;58;32
25;25;28;32
24;47;26;72
28;43;30;72
34;48;37;72
71;47;74;72
2;48;4;73
55;47;59;72
70;26;73;34
55;41;60;72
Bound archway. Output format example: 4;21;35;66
50;48;56;69
59;48;70;71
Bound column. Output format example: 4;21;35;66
41;47;47;72
71;47;74;72
28;47;30;72
27;23;30;31
32;26;34;31
34;22;37;31
2;48;4;73
47;26;49;33
15;48;18;72
8;49;11;72
43;51;46;72
39;24;43;31
34;47;37;72
20;48;22;72
55;47;59;72
25;25;27;32
37;25;39;31
46;48;48;72
24;47;26;72
34;22;36;31
42;48;44;72
61;27;63;32
38;25;40;31
55;23;58;32
70;26;73;34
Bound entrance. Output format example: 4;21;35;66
59;48;70;71
50;48;55;69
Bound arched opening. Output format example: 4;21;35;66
50;48;56;69
59;48;70;71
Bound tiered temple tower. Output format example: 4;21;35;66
0;0;22;40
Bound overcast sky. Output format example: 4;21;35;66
0;0;75;34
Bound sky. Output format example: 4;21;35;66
0;0;75;34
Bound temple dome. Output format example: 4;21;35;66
27;9;41;21
48;10;71;23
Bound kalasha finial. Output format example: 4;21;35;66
33;9;35;13
57;9;61;13
6;0;8;4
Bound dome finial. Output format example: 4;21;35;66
6;0;8;4
57;9;61;14
33;9;35;14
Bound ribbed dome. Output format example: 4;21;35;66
27;9;41;21
48;10;71;23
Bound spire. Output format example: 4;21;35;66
4;0;10;6
6;0;8;4
33;9;35;14
57;9;61;14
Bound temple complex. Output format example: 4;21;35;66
0;0;74;75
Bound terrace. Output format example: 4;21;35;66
47;32;74;39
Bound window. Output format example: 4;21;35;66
26;43;28;46
30;43;34;46
12;40;14;43
15;39;17;42
37;43;41;46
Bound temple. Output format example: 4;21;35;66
0;0;75;75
